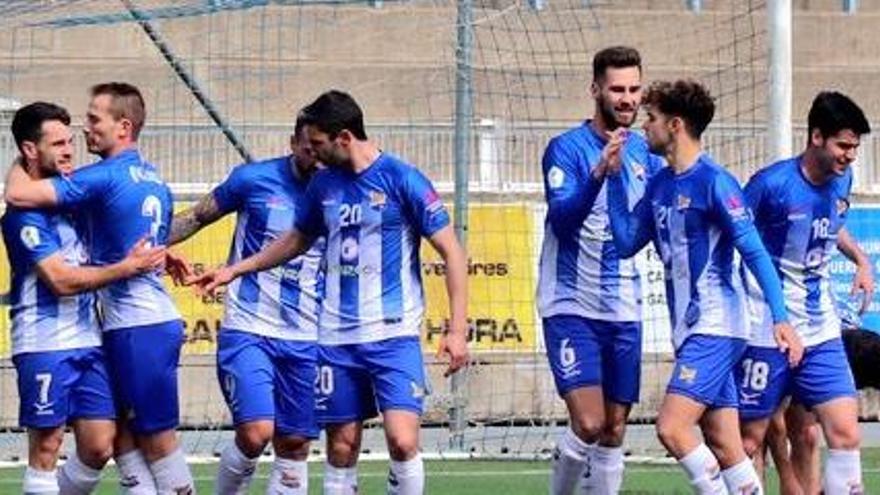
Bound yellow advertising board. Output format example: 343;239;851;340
420;204;537;352
0;203;537;356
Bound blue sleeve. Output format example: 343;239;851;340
403;168;450;237
294;178;327;238
542;137;604;237
5;211;61;266
743;172;769;224
51;164;112;209
711;173;788;323
212;165;247;214
606;173;655;258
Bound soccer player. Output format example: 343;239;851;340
736;91;871;494
5;83;196;494
4;101;166;494
602;79;802;494
167;118;323;494
191;90;469;495
536;45;663;495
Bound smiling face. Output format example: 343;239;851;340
592;66;642;130
810;128;860;178
21;119;74;178
84;93;132;158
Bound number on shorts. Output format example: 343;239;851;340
740;358;769;391
560;338;576;368
315;365;334;396
35;373;52;405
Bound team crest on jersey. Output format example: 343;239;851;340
369;190;386;210
676;194;691;210
631;162;646;181
20;226;41;250
411;381;425;399
837;198;849;216
678;365;697;384
341;237;359;262
547;166;565;189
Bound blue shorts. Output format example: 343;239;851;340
737;338;857;421
667;334;747;409
316;336;427;424
217;328;318;439
543;315;642;404
103;320;184;435
13;347;115;429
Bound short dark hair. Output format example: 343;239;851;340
643;79;715;139
807;91;870;139
90;82;146;140
298;90;368;140
592;46;641;82
11;101;71;153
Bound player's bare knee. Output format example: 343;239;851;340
600;418;627;446
824;422;860;450
791;423;820;450
138;429;179;462
655;418;686;455
327;441;359;467
237;422;274;457
571;413;603;443
273;435;310;461
30;429;64;468
386;432;419;461
741;435;763;460
79;437;114;468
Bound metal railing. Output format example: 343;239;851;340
0;122;877;195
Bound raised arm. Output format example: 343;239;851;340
542;137;607;237
605;173;655;258
5;162;58;208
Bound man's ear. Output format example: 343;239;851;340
20;141;39;163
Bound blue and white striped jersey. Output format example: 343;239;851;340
743;157;852;347
607;153;789;350
2;208;99;355
214;155;324;341
295;153;450;345
51;148;180;330
537;123;664;321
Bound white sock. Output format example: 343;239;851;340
387;453;424;495
150;448;196;494
215;443;258;495
721;459;763;494
24;467;59;494
551;427;593;495
323;463;358;495
824;449;862;494
115;450;157;494
58;453;102;494
584;445;624;495
267;457;308;495
679;443;725;494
